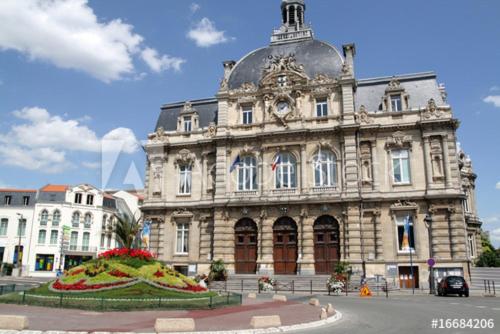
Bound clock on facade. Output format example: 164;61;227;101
277;101;290;114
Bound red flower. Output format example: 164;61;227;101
98;248;155;261
109;269;130;278
153;270;164;278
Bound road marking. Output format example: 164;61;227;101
449;302;459;305
476;306;486;308
492;308;500;311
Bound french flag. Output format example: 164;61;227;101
230;155;241;173
272;155;281;171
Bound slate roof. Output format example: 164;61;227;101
156;98;218;131
356;72;445;112
227;39;344;90
0;189;37;207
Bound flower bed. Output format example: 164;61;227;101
258;276;276;292
50;248;207;294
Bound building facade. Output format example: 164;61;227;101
142;0;482;288
0;184;142;277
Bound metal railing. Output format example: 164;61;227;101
484;280;496;296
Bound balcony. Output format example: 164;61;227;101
312;186;338;193
234;190;258;197
270;188;297;196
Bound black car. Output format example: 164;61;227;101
437;276;469;297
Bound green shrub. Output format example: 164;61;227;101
209;259;227;281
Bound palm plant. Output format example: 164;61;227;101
113;212;141;249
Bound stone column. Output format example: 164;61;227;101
300;144;307;193
343;134;359;197
258;214;274;275
212;210;234;272
201;153;207;199
214;143;228;199
370;141;380;191
258;149;264;195
422;136;433;188
300;216;315;275
442;135;452;188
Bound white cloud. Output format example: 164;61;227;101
140;48;185;73
0;107;140;173
490;86;500;92
490;228;500;243
0;0;184;82
483;95;500;108
496;182;500;190
190;3;201;13
82;161;100;169
187;18;233;48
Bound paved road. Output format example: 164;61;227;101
293;294;500;334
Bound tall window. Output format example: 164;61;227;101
238;156;257;191
176;223;189;254
4;196;12;205
391;95;402;112
82;232;90;251
50;230;58;245
74;193;82;204
183;116;192;132
313;150;337;187
0;219;8;236
275;153;297;189
468;234;476;258
316;98;328;117
179;165;192;195
72;212;80;227
40;210;49;226
242;106;253;125
84;213;92;228
17;219;27;237
107;234;112;248
392;149;411;184
102;214;108;229
38;229;47;244
23;196;30;206
396;215;415;252
70;231;78;250
52;210;61;226
86;194;94;205
100;234;105;248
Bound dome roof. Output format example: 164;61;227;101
227;39;344;90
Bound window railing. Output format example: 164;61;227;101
234;190;258;196
68;245;97;252
84;222;92;229
72;221;79;228
312;186;338;193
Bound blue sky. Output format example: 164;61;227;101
0;0;499;244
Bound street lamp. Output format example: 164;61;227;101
424;213;434;294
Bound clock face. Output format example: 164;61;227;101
277;101;289;114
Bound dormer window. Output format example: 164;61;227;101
86;194;94;205
391;95;402;112
316;98;328;117
183;116;192;132
242;106;253;125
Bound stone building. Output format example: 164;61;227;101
142;0;482;288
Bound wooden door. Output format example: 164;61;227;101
273;218;298;275
234;219;258;274
314;216;340;274
398;266;419;289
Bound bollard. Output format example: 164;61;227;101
209;296;213;308
493;281;496;296
292;280;295;294
385;281;389;298
158;297;162;307
310;280;313;295
241;279;244;292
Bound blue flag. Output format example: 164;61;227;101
230;155;241;173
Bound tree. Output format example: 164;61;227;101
113;212;141;249
475;232;500;267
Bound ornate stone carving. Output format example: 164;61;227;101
385;131;413;149
355;105;374;124
310;73;336;85
174;149;196;167
422;98;443;119
259;208;268;220
391;200;419;211
219;78;228;91
241;144;255;155
172;208;194;219
385;78;403;92
233;82;258;94
341;62;352;76
181;101;196;114
263;54;305;75
207;122;217;138
152;166;163;196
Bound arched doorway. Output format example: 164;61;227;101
234;219;258;274
314;216;340;274
273;217;298;275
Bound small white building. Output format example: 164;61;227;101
1;184;143;278
0;189;37;276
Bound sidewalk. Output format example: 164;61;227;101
0;297;329;332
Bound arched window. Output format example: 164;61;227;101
102;214;107;229
72;212;80;227
40;210;49;226
84;213;92;228
52;210;61;226
238;156;257;191
313;150;337;187
275;152;297;189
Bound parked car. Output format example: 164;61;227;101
436;276;469;297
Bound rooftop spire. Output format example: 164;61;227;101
271;0;313;45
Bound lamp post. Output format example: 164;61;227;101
424;214;434;294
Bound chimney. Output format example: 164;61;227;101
342;43;356;76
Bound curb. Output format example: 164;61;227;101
0;311;342;334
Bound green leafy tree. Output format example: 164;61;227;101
475;232;500;267
113;213;141;249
